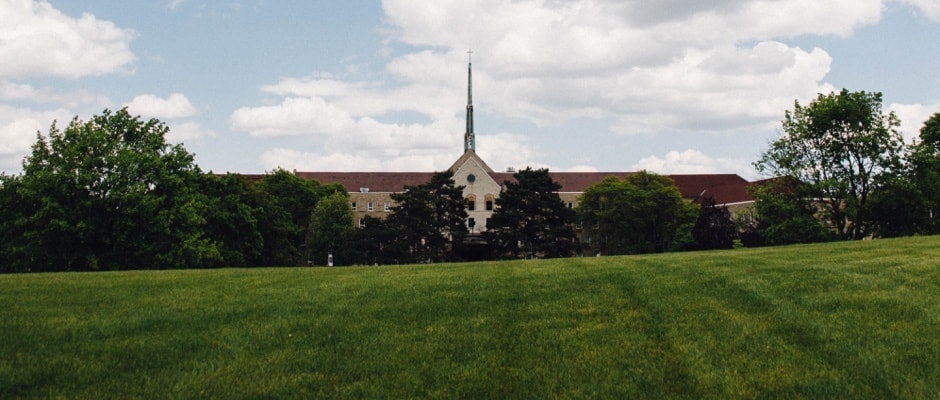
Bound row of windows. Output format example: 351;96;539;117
351;201;391;212
466;199;495;211
351;198;576;213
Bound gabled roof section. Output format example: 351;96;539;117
486;171;749;199
546;172;633;193
667;174;749;199
449;150;494;174
695;181;755;205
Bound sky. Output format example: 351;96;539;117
2;0;940;180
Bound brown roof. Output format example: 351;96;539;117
695;181;754;205
295;170;751;201
294;172;436;193
667;174;749;199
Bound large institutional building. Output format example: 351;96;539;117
294;59;755;231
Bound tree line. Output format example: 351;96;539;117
2;89;939;271
746;89;940;245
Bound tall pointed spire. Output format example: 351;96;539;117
464;49;475;153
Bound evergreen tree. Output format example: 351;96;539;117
692;196;736;250
386;171;467;263
487;167;577;258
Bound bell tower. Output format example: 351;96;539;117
464;49;475;153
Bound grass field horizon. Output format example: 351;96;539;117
2;237;939;398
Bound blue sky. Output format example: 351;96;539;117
2;0;940;179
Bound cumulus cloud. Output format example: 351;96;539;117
231;97;355;136
166;121;216;143
0;81;109;108
894;0;940;21
633;149;754;177
232;0;904;172
125;93;197;120
889;102;940;143
0;105;72;173
0;0;136;80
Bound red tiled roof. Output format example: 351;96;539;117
294;172;436;193
696;181;754;205
667;174;749;199
295;170;752;201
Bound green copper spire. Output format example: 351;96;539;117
464;49;475;152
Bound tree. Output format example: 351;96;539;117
487;167;577;258
577;171;695;255
755;89;906;240
345;215;398;265
906;111;940;234
253;169;344;266
692;196;736;250
306;191;354;266
740;178;833;247
0;108;219;271
385;171;468;263
197;173;264;267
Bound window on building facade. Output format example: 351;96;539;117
485;200;494;211
351;202;357;211
367;202;374;212
384;202;391;212
467;199;475;211
358;219;365;228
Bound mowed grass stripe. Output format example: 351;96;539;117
2;236;939;399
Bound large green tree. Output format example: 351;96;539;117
867;110;940;237
385;171;468;263
345;215;397;266
577;171;696;255
253;169;344;266
741;178;833;247
755;89;906;240
197;173;265;267
907;111;940;234
0;108;219;271
692;196;736;250
305;191;354;266
487;167;577;258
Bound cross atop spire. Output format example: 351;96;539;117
464;49;475;153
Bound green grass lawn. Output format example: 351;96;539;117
2;237;939;399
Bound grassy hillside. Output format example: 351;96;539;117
2;237;939;399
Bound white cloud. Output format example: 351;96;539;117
633;149;754;177
0;0;136;80
889;102;940;143
475;132;544;172
125;93;197;120
0;105;72;173
166;121;216;143
377;0;852;135
0;81;109;108
894;0;940;21
233;0;897;172
230;97;355;136
167;0;186;10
